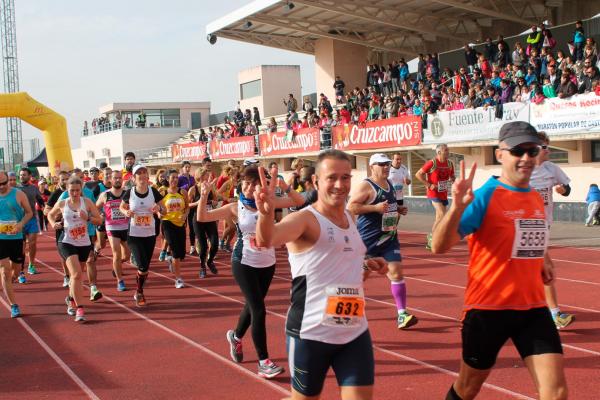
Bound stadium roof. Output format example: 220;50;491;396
207;0;551;58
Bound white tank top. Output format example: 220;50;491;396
128;188;156;237
287;206;368;344
61;198;91;247
233;201;276;268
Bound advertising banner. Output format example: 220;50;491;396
208;136;255;160
171;142;207;162
423;102;529;144
258;127;320;157
529;92;600;135
331;116;422;151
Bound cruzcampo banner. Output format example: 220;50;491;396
208;136;255;160
529;92;600;135
258;127;320;157
171;142;207;162
423;102;529;144
331;116;422;151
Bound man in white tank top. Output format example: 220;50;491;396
254;149;387;400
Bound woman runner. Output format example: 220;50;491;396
120;165;164;306
197;165;304;378
48;176;103;322
159;169;189;288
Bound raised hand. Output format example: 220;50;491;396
254;166;277;215
451;160;477;210
200;180;213;197
79;209;89;221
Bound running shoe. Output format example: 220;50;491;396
223;243;232;253
189;245;197;255
11;304;21;318
199;268;207;279
257;359;284;379
117;280;126;292
226;330;243;363
134;291;146;307
175;278;185;289
167;256;173;273
18;272;27;284
425;233;432;250
65;296;76;316
90;286;103;302
554;312;574;329
62;275;70;288
158;250;167;262
397;312;419;329
75;307;86;322
207;260;218;275
27;264;38;275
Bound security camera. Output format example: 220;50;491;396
207;34;217;45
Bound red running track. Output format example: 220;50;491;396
1;231;599;399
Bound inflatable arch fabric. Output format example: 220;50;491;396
0;92;73;174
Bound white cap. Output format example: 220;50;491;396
369;153;391;165
243;158;259;166
132;164;147;175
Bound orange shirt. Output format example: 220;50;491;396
459;177;547;316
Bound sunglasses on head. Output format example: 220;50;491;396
500;145;541;157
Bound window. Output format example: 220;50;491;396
592;141;600;162
548;147;568;163
96;158;106;167
83;160;90;168
240;79;261;100
109;156;122;166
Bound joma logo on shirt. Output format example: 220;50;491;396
336;287;359;295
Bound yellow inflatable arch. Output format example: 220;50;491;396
0;92;73;174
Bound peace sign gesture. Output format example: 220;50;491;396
200;177;217;197
254;166;278;216
451;160;477;210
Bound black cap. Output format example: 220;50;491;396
89;167;100;173
498;122;541;148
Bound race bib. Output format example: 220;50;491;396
322;285;365;327
133;213;152;226
110;204;126;221
67;224;87;240
393;184;404;200
166;198;183;212
437;180;450;192
511;219;548;259
0;220;17;235
381;211;398;232
536;187;550;206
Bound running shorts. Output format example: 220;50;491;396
366;238;402;262
107;229;128;241
462;307;563;370
58;242;92;263
0;238;24;263
23;218;40;235
162;220;186;260
429;198;449;207
287;329;374;397
128;235;156;272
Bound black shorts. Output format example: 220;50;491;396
128;235;156;272
0;238;24;264
55;228;64;245
287;330;374;397
396;200;404;207
462;307;563;370
58;242;92;263
107;229;128;241
162;220;186;260
97;223;106;233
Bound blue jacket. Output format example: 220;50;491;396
586;186;600;203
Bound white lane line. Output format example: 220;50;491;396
0;297;101;400
34;258;291;397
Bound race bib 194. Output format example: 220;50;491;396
511;218;548;259
322;285;365;327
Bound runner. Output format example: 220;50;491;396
96;170;130;291
197;164;304;379
268;161;285;222
389;152;411;207
48;175;103;322
415;144;455;249
155;169;169;261
44;171;71;288
37;179;51;231
59;169;103;302
531;132;574;329
120;165;164;306
286;158;304;191
7;171;17;188
122;152;136;189
94;166;113;254
189;167;219;278
16;167;45;281
347;153;417;329
254;150;388;399
216;165;236;252
177;161;197;256
431;122;567;400
159;169;189;288
0;170;33;318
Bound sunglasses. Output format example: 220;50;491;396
374;162;391;167
541;145;548;150
0;180;8;186
500;146;541;157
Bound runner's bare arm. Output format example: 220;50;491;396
96;192;107;209
347;181;384;215
84;197;104;226
197;181;236;222
47;200;64;228
431;161;476;254
15;190;33;231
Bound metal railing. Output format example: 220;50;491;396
82;118;181;136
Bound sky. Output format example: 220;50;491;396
8;0;315;149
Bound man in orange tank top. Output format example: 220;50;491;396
432;122;567;400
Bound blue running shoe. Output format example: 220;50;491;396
117;280;126;292
18;272;27;284
158;250;167;262
11;304;21;318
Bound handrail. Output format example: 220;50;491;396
82;118;182;136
